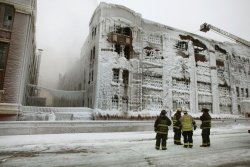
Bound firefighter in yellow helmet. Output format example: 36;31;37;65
154;110;172;150
180;108;196;148
172;108;183;145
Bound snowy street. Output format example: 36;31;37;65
0;122;249;167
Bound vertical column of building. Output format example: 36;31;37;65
92;9;102;110
188;41;198;113
162;33;173;111
118;69;123;111
209;50;220;114
225;53;235;114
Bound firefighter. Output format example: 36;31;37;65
180;108;196;148
172;108;183;145
200;108;211;147
154;110;172;150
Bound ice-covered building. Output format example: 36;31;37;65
0;0;39;120
59;2;250;117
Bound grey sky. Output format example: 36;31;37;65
36;0;250;88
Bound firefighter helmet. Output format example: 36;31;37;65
182;108;188;113
160;110;167;115
176;108;182;112
201;108;209;112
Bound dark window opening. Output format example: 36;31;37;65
175;41;188;50
122;70;129;85
216;60;224;67
0;42;9;90
93;46;95;60
91;70;94;81
107;26;133;60
88;72;91;84
236;87;239;97
123;27;132;36
179;34;207;51
90;49;92;62
241;88;244;97
124;45;130;59
246;88;249;97
215;45;227;54
115;44;121;54
173;77;190;84
116;27;132;36
195;54;206;62
112;69;119;83
0;4;14;29
92;26;97;39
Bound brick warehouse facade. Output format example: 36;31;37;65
0;0;38;120
59;3;250;117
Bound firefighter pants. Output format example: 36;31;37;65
182;131;193;147
202;128;210;146
155;133;168;150
173;128;182;144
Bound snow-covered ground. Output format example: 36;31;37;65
0;122;249;167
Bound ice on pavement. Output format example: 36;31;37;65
0;123;249;167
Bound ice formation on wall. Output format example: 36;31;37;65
58;2;250;117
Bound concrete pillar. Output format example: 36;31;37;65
188;41;198;113
209;51;220;114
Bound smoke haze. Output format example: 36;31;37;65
36;0;250;88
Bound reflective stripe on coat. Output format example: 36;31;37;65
180;114;195;131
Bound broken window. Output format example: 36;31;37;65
112;69;119;83
108;26;132;60
112;95;119;109
115;26;132;36
179;34;207;51
215;45;227;54
175;41;187;50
